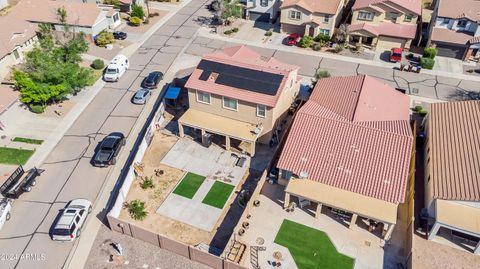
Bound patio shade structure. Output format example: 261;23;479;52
164;86;181;108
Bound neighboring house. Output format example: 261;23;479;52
424;101;480;254
277;75;414;240
178;45;300;156
347;0;421;50
279;0;345;38
0;16;38;81
244;0;281;23
11;0;121;37
427;0;480;60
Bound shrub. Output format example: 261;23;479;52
334;45;343;53
131;4;145;19
298;35;313;48
103;0;120;8
95;31;114;47
224;29;233;35
312;43;321;51
128;199;147;220
232;27;239;33
30;104;45;114
420;57;435;69
414;105;423;112
315;70;331;79
149;12;160;18
419;110;428;116
314;33;330;43
423;47;437;59
91;59;104;70
129;16;142;26
141;176;155;189
265;29;273;36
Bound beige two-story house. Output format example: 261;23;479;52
348;0;421;50
280;0;345;38
178;46;300;156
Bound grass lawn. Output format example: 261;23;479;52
202;181;235;209
12;137;44;145
172;172;206;199
0;147;35;165
274;219;354;269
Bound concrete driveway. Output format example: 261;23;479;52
433;56;465;74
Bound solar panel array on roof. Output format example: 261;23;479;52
197;60;284;96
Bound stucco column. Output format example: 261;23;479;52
225;136;231;151
315;203;322;219
305;25;311;36
383;224;395;240
250;141;256;156
201;129;206;136
358;36;363;44
178;123;184;138
428;221;441;240
349;214;358;229
284;192;290;209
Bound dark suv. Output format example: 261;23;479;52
92;133;125;167
142;71;163;89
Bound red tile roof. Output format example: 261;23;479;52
429;101;480;201
277;75;413;203
430;27;473;45
185;46;299;107
348;22;417;39
437;0;480;21
353;0;421;15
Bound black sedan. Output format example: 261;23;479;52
141;71;163;89
113;31;127;40
92;133;125;167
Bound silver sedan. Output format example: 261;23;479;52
132;88;152;105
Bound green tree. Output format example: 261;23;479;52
56;6;70;34
131;4;145;19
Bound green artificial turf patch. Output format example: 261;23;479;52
172;172;206;199
201;181;235;209
13;137;44;145
274;219;354;269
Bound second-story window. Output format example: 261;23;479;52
324;15;330;23
358;11;374;21
404;14;413;22
457;20;467;28
260;0;268;7
196;90;211;104
223;97;238;111
289;10;301;20
257;105;266;118
387;12;399;21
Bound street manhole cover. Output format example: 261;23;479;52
256;237;264;245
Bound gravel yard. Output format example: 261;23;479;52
84;225;212;269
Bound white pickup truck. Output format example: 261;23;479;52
0;198;12;231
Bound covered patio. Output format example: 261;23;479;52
284;178;398;240
428;199;480;254
177;108;262;156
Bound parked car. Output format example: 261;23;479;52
113;31;127;40
132;88;152;104
390;48;403;62
0;166;43;199
286;33;301;46
92;133;125;167
103;54;129;82
51;199;92;241
142;71;163;89
0;198;12;232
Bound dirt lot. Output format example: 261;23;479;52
119;131;215;245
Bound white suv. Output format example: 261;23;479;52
51;199;92;241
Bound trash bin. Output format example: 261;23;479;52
202;133;212;148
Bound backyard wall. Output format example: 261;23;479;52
106;91;248;269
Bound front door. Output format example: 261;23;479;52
309;26;315;37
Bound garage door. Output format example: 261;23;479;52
435;43;466;59
377;36;406;50
249;12;270;22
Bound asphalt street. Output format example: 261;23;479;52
0;0;211;268
1;0;480;268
